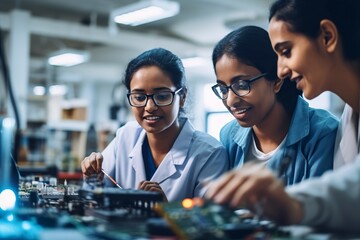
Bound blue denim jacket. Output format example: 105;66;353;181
220;97;339;185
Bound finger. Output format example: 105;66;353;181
230;169;275;207
95;152;103;173
82;157;95;175
205;170;237;199
143;183;157;191
212;171;248;205
138;180;147;189
148;186;162;192
144;184;167;201
89;152;98;172
81;158;87;174
140;182;159;191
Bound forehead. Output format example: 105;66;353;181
130;66;174;89
215;55;260;78
268;19;293;46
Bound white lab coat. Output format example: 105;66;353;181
333;105;360;169
101;118;229;201
287;105;360;233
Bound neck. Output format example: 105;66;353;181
146;119;182;156
252;102;291;153
329;60;360;113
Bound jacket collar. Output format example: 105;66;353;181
129;118;194;184
232;123;252;151
231;96;309;148
286;97;310;145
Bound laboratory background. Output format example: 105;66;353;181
0;1;346;239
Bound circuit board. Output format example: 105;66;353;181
155;198;290;240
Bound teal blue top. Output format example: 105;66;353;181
220;97;339;185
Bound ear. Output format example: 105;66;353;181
319;19;338;53
179;88;187;107
273;78;284;93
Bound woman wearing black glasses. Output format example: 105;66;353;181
81;48;229;201
211;26;338;185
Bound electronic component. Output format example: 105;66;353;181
79;188;163;217
155;198;290;240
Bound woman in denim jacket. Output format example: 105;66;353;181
211;26;338;185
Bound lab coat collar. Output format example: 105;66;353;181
152;118;194;183
129;118;194;184
129;129;147;182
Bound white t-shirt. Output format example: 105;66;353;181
246;133;287;164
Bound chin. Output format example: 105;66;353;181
303;90;322;100
236;119;253;128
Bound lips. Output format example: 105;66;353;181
144;115;161;121
231;107;251;115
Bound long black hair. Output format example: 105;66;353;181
269;0;360;61
123;48;188;116
212;25;302;115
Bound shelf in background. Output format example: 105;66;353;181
47;120;89;131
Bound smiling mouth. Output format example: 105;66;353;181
232;107;251;115
144;116;160;121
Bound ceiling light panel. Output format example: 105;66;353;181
112;0;180;26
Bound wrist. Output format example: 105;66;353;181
288;197;304;225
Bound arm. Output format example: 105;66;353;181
206;155;360;233
287;155;360;232
205;162;303;225
195;145;229;198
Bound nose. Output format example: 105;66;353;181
145;97;158;112
225;89;240;107
277;58;291;80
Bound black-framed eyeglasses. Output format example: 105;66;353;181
212;73;268;100
127;88;183;107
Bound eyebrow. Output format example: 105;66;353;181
274;41;290;53
130;87;173;92
216;75;252;85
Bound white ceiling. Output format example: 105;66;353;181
0;0;272;85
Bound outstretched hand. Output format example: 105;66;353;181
205;162;303;225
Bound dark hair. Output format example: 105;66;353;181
212;25;301;114
123;48;187;115
269;0;360;61
124;48;187;91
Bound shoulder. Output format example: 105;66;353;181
219;119;250;146
114;121;143;140
307;107;339;130
220;119;240;136
190;130;228;165
294;97;338;131
192;130;224;149
221;119;238;131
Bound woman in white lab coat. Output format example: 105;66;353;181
81;48;229;201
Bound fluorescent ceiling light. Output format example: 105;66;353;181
33;86;46;96
49;85;68;96
48;49;90;67
112;0;180;26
